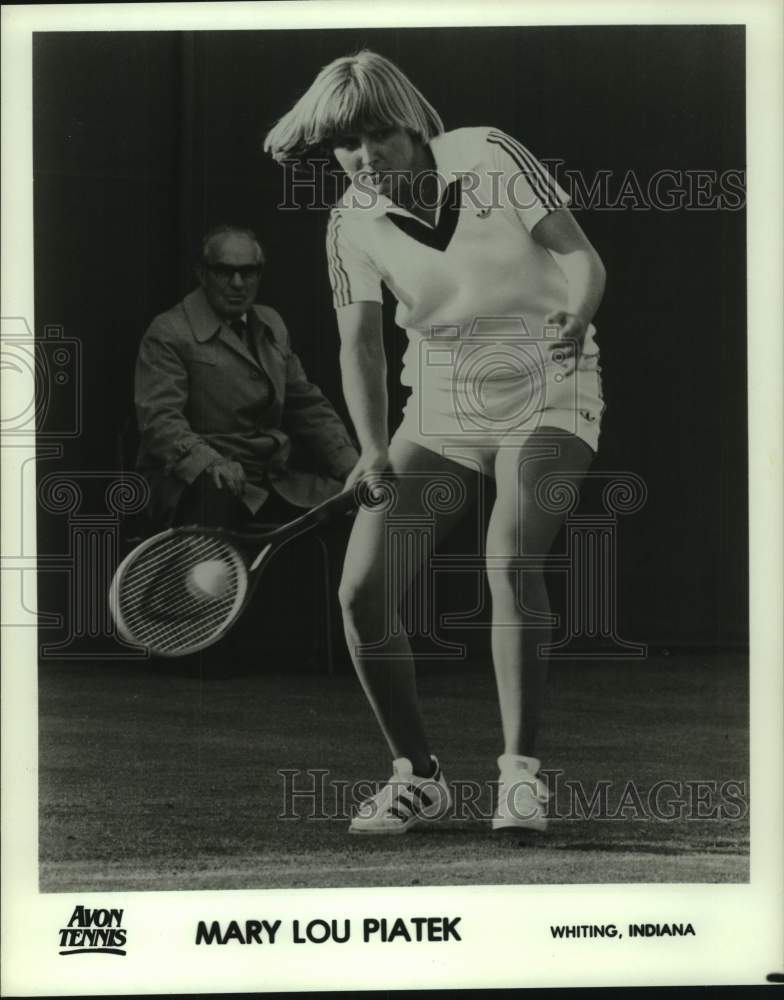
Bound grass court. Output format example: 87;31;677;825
39;649;748;892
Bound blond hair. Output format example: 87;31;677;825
264;50;444;161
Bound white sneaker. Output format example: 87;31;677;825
349;756;451;835
492;754;550;832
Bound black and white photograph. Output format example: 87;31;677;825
1;1;782;993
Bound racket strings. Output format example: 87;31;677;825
117;533;246;654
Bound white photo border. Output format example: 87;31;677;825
1;0;782;993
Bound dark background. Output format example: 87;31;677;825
33;25;747;651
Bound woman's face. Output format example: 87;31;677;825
332;125;422;199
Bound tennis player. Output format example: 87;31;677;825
265;51;606;835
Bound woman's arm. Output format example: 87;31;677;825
532;208;606;361
335;301;390;488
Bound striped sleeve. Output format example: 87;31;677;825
486;129;570;232
326;210;383;309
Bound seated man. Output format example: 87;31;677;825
135;224;358;530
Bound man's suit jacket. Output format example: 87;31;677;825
135;288;358;527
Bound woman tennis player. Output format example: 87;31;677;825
265;51;606;835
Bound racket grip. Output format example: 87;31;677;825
316;484;361;521
270;484;361;544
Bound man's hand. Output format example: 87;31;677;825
207;458;246;498
545;310;588;377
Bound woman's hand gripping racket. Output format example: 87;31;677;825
109;486;365;657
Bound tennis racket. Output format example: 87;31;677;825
109;485;365;658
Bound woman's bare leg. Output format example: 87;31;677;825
339;438;478;776
486;429;594;757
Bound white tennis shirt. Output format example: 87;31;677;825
327;126;598;399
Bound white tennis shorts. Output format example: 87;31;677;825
393;338;605;478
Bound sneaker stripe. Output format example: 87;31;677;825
396;791;416;812
409;785;435;808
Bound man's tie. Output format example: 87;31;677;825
230;317;256;362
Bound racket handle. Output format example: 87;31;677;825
269;484;361;543
310;485;360;523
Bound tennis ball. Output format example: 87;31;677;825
186;560;231;600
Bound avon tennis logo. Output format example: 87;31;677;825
59;906;127;956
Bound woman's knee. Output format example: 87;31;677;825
338;570;386;625
486;555;548;609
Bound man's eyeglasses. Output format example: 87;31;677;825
207;264;262;284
